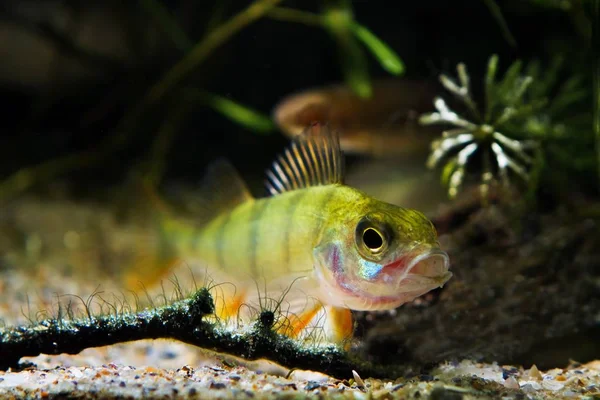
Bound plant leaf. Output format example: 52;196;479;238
189;90;275;134
324;5;372;97
350;22;405;75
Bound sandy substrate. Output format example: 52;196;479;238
0;348;599;399
1;197;599;399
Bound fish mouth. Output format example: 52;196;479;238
345;249;451;311
406;250;450;279
316;244;452;311
382;249;452;292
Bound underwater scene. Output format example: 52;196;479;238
0;0;599;398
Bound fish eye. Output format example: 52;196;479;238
362;228;384;251
355;217;391;258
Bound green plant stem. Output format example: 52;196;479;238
143;99;193;187
115;0;284;137
185;89;275;133
145;0;283;106
266;7;324;26
140;0;193;51
205;0;232;33
324;3;371;98
0;0;283;203
482;0;517;48
0;136;125;204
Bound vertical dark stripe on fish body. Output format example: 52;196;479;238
283;186;337;273
249;199;270;278
312;187;337;240
282;189;309;272
190;224;204;254
214;211;232;271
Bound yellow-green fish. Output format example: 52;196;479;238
149;123;451;344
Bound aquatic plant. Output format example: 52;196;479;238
524;0;577;9
0;1;403;202
587;0;600;185
267;0;404;98
0;280;407;379
420;54;592;200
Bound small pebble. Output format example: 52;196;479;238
159;350;177;360
352;370;365;389
541;380;564;391
503;376;520;390
528;365;543;380
429;387;464;400
262;383;274;391
521;382;542;392
371;387;393;400
0;355;598;398
209;382;226;389
391;383;404;391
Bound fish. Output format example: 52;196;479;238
140;123;451;344
272;79;441;158
344;159;448;217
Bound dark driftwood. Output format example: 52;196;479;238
0;288;405;379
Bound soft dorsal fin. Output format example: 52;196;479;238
266;122;345;195
200;158;254;215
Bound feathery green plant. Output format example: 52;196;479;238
420;54;592;200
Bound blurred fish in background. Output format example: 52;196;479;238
273;78;448;214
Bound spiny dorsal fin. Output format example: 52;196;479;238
200;158;254;216
266;123;344;195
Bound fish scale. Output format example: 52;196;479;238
191;186;344;280
147;123;451;343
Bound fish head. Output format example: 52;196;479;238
313;200;451;311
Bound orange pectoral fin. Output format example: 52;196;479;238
280;303;323;339
216;290;247;322
278;303;354;346
326;306;354;346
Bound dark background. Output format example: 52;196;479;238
0;0;583;197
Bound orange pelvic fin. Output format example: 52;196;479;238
215;289;247;321
281;302;323;339
326;306;354;346
277;302;354;345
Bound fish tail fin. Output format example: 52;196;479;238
121;180;183;291
123;159;254;293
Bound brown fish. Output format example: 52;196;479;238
272;79;440;158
